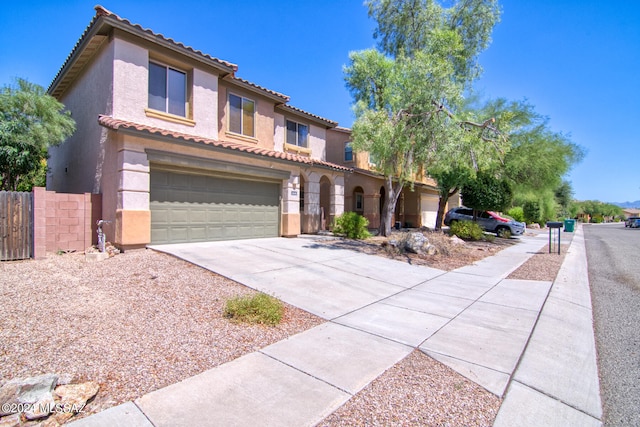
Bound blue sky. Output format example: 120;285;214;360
1;1;639;204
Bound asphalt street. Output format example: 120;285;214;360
584;223;640;426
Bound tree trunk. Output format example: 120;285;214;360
378;176;404;237
434;187;458;231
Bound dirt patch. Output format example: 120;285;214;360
318;229;518;271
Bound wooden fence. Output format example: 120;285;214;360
0;191;33;261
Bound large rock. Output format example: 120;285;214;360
449;235;466;246
404;232;430;254
0;413;21;427
0;374;58;418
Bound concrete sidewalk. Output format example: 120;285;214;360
69;227;602;427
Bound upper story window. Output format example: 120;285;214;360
344;142;353;162
286;120;308;148
229;93;255;137
148;61;187;117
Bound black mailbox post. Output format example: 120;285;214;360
546;221;563;254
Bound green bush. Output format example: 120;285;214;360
591;215;603;224
507;207;525;223
224;293;283;326
523;200;541;224
333;212;371;239
449;220;484;241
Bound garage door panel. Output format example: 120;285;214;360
150;170;280;244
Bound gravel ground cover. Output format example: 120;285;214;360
0;249;323;420
320;350;501;427
0;228;572;425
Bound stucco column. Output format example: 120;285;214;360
281;173;301;237
330;174;345;227
116;148;150;247
304;172;321;233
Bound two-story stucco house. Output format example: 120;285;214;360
326;127;454;230
47;6;349;250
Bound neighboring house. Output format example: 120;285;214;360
326;127;453;230
47;6;349;250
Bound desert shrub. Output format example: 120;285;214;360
224;293;283;326
484;232;496;242
507;207;525;223
333;212;371;239
591;215;603;224
449;220;484;241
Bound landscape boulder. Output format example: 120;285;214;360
404;232;430;254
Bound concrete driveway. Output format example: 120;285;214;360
152;236;445;319
150;234;552;395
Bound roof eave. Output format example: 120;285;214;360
275;104;338;128
49;9;238;98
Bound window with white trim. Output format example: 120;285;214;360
229;93;255;137
344;142;353;162
148;61;187;117
286;120;309;148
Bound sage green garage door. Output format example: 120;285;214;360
150;170;280;244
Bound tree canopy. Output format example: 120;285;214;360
0;78;75;191
345;0;502;235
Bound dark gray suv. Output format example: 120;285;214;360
444;207;526;237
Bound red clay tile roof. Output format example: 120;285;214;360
226;76;289;102
98;115;352;173
277;104;338;128
93;6;237;70
49;5;238;95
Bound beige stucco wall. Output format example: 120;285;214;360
273;112;285;152
326;127;352;166
48;39;115;194
308;125;326;161
112;36;219;139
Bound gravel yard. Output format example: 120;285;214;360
0;249;323;420
0;229;573;425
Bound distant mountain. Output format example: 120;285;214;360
614;201;640;209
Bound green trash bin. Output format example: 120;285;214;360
563;219;575;232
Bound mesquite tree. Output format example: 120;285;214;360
345;0;501;236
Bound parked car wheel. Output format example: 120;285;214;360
496;226;512;239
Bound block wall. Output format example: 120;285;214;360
32;187;102;258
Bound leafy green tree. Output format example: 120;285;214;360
0;78;75;191
461;170;513;213
367;0;501;82
430;96;539;229
346;0;502;236
554;180;574;217
504;119;584;200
